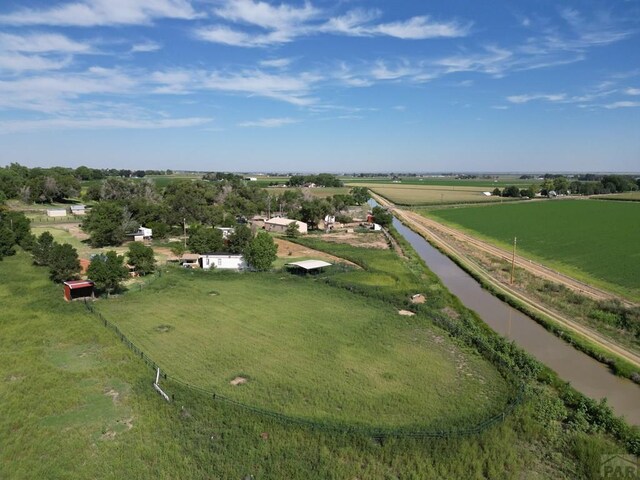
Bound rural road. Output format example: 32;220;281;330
371;193;640;370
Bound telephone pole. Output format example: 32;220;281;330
510;236;517;285
183;218;187;250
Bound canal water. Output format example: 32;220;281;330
385;209;640;424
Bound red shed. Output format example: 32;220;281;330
63;280;95;302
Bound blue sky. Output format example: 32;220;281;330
0;0;638;172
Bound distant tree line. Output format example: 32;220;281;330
287;174;343;187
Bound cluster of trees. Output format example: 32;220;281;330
492;186;537;198
287;174;343;187
0;210;33;260
0;163;174;204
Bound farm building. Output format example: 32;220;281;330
69;204;86;215
285;259;332;274
265;217;308;234
216;227;235;240
47;209;66;217
63;280;95;302
250;215;268;228
199;253;247;270
180;253;200;268
128;226;153;242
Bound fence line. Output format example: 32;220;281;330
83;293;525;439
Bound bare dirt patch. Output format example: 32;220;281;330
275;238;359;267
104;388;120;403
320;231;389;250
398;310;416;316
410;294;426;304
230;376;248;386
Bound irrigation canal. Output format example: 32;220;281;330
382;204;640;425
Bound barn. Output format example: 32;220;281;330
63;280;95;302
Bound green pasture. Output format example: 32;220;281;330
98;267;510;429
363;183;523;206
0;248;630;478
424;200;640;300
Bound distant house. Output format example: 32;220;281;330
69;204;86;215
264;217;308;234
47;209;66;218
128;226;152;242
250;215;268;229
216;227;235;240
199;253;247;270
63;280;94;302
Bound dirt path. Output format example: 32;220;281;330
371;193;640;369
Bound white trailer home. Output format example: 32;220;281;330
199;253;247;270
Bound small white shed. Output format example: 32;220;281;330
199;253;247;270
47;209;67;217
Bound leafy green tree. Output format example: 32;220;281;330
299;198;331;229
492;187;502;196
127;242;156;275
87;251;129;295
349;187;370;205
285;221;300;238
187;227;224;254
227;224;252;254
32;231;55;266
0;224;16;260
244;231;277;271
82;202;133;247
48;243;81;282
1;211;31;248
502;185;521;198
372;206;392;227
170;242;186;257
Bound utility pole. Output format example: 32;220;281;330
267;196;271;219
510;236;517;285
183;218;187;250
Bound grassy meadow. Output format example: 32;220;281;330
1;244;635;478
424;200;640;300
593;192;640;202
363;183;522;206
97;268;511;429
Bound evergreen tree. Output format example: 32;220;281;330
48;243;81;282
127;242;156;275
32;231;55;266
88;251;129;295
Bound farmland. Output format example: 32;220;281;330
424;200;640;299
363;183;522;206
97;267;511;429
593;192;640;202
0;246;634;478
346;176;538;189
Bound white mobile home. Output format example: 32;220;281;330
199;253;247;270
47;209;67;217
70;204;86;215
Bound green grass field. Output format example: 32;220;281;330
424;200;640;299
0;247;632;478
97;268;510;429
363;183;522;206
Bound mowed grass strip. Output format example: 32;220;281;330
426;200;640;298
98;268;510;429
363;183;521;206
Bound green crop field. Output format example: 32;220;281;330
97;268;510;429
345;176;537;188
593;192;640;202
425;200;640;300
363;183;522;206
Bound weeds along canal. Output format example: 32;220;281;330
374;201;640;425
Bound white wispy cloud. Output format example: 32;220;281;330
195;1;470;47
506;93;566;104
604;101;640;109
130;41;162;53
237;117;297;128
0;116;211;134
625;88;640;96
0;0;202;27
259;58;292;68
0;32;93;72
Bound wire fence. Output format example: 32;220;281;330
83;290;526;439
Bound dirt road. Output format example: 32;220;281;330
371;193;640;369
